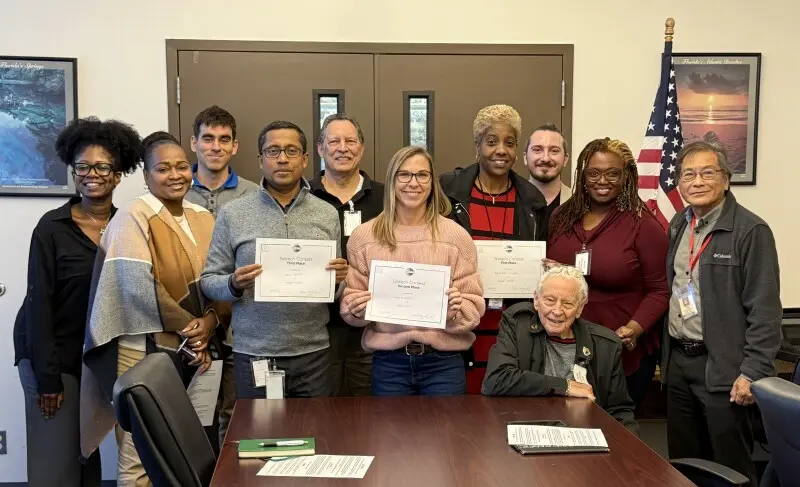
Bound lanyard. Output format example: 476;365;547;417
689;215;713;272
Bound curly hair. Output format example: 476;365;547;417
54;117;142;174
141;131;182;170
472;104;522;145
549;137;648;239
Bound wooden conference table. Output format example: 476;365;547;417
211;396;694;487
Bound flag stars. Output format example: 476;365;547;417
670;151;677;160
666;110;672;118
666;177;675;186
648;122;655;131
668;164;675;173
669;83;675;91
667;96;674;104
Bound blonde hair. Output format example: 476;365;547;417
372;146;452;250
472;104;522;145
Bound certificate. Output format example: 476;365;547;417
364;260;451;329
475;241;546;298
254;238;336;303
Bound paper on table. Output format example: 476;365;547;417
507;425;608;448
186;360;223;427
258;455;374;479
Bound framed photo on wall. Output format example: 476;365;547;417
672;53;761;185
0;56;78;196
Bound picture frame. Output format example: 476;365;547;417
0;56;78;196
672;53;761;185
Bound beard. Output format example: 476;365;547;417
531;169;559;183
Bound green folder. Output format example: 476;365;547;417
237;438;316;458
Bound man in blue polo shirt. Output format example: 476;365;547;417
184;105;258;449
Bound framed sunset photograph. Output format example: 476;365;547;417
673;53;761;185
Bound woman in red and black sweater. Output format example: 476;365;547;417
547;138;668;408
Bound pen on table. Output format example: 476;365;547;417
258;440;308;447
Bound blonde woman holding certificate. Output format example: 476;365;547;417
341;146;485;396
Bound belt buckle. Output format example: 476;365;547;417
405;343;425;356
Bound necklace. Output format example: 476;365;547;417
477;176;511;204
477;178;512;239
85;211;110;235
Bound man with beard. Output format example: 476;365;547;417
525;123;571;223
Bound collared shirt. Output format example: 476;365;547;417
13;197;116;393
309;170;385;260
184;164;260;217
668;198;726;341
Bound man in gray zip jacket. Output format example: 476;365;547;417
200;121;343;399
663;140;781;487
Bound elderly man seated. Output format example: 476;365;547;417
482;265;637;431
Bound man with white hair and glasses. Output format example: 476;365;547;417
482;265;637;432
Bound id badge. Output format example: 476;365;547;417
677;282;699;320
572;364;589;385
575;249;592;275
344;211;362;236
251;358;270;388
488;298;503;310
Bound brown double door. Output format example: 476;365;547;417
175;45;567;184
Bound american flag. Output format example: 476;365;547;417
637;38;685;230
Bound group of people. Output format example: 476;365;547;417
12;103;781;487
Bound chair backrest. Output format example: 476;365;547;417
751;377;800;487
113;352;216;487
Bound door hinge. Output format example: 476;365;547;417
176;77;181;105
561;80;565;107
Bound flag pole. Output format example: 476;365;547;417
665;17;675;42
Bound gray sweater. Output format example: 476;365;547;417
200;181;341;357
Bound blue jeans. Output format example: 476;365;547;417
371;349;466;396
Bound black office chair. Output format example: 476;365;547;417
670;458;750;486
113;352;216;487
751;377;800;487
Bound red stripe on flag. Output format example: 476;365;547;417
667;188;684;212
647;200;669;229
639;175;659;190
637;149;663;163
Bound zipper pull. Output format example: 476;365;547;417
348;200;355;213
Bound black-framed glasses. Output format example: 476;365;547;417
584;168;623;184
679;168;724;183
395;170;432;184
260;146;304;159
73;163;114;177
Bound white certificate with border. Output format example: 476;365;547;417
254;238;336;303
364;260;451;329
475;241;547;298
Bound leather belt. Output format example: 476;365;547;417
395;342;436;355
672;337;708;357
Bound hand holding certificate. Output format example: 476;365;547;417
254;238;337;303
475;241;547;298
364;260;451;329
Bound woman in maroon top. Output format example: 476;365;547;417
547;138;668;408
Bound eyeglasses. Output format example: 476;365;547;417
395;170;432;184
260;146;304;159
584;168;623;184
679;168;724;182
73;163;114;177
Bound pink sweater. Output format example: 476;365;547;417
341;215;485;352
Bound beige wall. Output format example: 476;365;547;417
0;0;797;480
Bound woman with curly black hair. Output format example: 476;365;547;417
13;117;141;487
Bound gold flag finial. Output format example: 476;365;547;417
665;18;675;42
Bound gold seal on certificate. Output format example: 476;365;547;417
475;241;547;298
254;238;337;303
364;260;451;329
